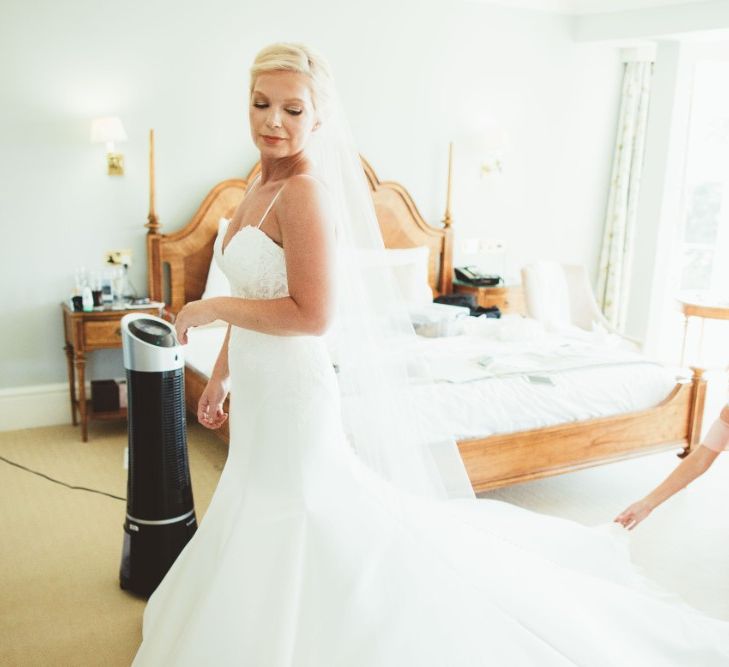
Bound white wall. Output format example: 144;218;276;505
431;8;621;279
575;0;729;42
0;0;622;396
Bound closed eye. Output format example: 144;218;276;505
253;102;301;116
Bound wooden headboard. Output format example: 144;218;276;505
147;157;453;314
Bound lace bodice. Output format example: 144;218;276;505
214;219;289;300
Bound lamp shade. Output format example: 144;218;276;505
91;116;128;144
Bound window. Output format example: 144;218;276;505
678;61;729;295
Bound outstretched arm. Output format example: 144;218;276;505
615;406;729;530
614;444;720;530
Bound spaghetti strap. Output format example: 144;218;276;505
244;172;262;197
257;183;286;230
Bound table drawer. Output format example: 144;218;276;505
452;284;526;315
477;293;509;310
477;290;525;314
83;320;123;349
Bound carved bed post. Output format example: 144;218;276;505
145;215;162;304
440;225;454;295
145;128;164;307
440;142;454;295
679;366;707;458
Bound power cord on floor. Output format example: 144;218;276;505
0;454;126;502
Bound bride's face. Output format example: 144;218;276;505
249;71;319;158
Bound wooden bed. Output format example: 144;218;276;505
146;158;706;493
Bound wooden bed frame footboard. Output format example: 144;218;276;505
146;158;707;491
459;367;706;492
185;363;706;492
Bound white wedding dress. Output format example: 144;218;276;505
132;218;729;666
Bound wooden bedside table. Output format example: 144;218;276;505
62;302;163;441
451;281;526;315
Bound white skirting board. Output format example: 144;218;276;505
0;382;90;431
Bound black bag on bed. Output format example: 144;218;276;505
473;305;501;318
434;294;501;319
434;294;477;310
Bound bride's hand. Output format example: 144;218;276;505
613;499;652;530
174;300;217;344
198;377;230;429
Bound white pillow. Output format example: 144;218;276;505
357;246;433;306
202;218;232;300
198;218;231;329
389;247;434;306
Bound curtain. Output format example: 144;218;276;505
596;60;653;332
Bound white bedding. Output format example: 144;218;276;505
184;317;678;441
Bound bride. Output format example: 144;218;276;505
132;43;729;666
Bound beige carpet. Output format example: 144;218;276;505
2;376;728;665
0;419;228;667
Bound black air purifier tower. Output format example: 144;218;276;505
119;313;197;597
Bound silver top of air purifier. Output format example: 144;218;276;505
121;313;184;372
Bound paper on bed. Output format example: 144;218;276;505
425;358;495;383
409;330;655;383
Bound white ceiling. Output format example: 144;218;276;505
472;0;713;15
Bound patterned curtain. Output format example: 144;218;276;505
596;60;653;332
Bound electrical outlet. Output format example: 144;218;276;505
479;239;505;253
106;249;132;266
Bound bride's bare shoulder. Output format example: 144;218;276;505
278;173;333;233
284;172;327;194
281;173;330;208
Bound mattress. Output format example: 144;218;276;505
184;317;678;442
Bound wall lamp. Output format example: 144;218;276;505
480;126;509;178
91;116;128;175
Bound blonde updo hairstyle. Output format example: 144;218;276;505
249;43;334;122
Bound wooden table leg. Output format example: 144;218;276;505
64;343;77;426
75;350;88;442
699;317;705;367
